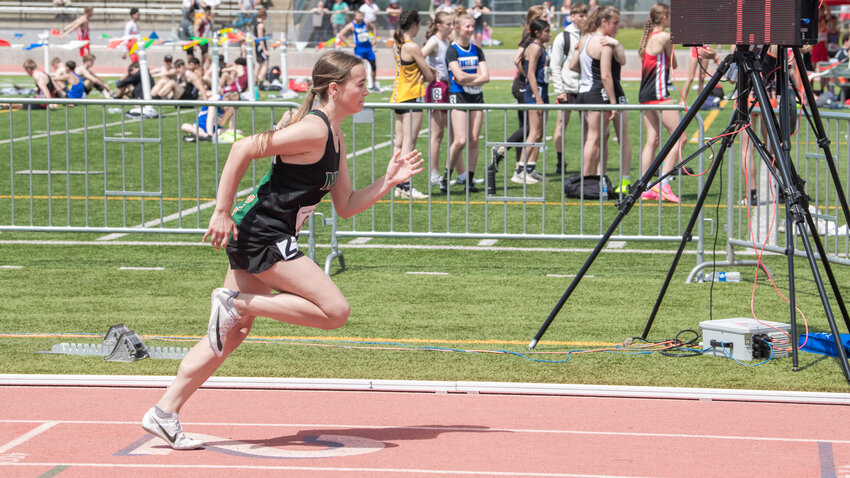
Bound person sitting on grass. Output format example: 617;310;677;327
151;58;207;100
53;60;86;99
22;58;64;109
76;54;114;98
114;61;154;99
180;94;243;142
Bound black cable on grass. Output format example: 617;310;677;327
659;329;704;357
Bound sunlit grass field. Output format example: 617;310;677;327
2;79;850;392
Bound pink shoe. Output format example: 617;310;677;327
658;184;680;203
641;189;659;200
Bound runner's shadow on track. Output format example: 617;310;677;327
239;424;500;448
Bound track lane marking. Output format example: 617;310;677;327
0;422;58;454
0;420;847;444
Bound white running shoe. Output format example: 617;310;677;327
511;171;539;185
141;407;204;450
208;288;241;357
394;185;429;199
430;173;443;187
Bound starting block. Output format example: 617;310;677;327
44;324;189;361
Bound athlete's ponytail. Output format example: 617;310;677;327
394;9;421;46
426;11;450;39
255;50;362;154
638;3;670;57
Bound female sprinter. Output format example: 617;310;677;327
516;18;551;184
572;5;631;195
637;3;680;203
391;9;436;200
444;10;490;193
140;50;424;450
421;11;452;188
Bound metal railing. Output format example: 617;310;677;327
1;97;711;275
711;107;850;280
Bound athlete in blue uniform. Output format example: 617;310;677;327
141;50;424;451
339;11;379;90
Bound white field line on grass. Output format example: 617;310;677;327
0;109;195;146
96;139;394;241
0;239;777;256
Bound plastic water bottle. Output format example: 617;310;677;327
707;271;741;282
600;178;608;200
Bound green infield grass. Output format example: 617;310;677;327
2;78;850;393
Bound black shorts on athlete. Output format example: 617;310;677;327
395;97;423;115
448;91;484;106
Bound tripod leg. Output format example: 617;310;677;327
750;54;850;382
528;54;734;349
641;119;738;339
792;47;850;231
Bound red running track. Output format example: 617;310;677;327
0;384;848;477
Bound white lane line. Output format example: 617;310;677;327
0;422;58;454
95;139;394;241
0;462;634;477
406;271;449;275
478;239;498;246
0;420;845;444
118;267;164;271
0;265;23;269
0;110;193;146
348;237;372;244
547;274;594;278
15;170;104;175
606;241;627;249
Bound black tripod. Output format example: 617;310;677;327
529;46;850;383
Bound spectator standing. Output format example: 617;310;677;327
436;0;456;15
123;8;141;63
637;3;680;203
254;7;270;88
422;11;452;187
331;0;350;36
836;32;850;62
390;9;436;199
194;6;214;71
359;0;381;26
443;11;490;192
470;0;490;47
572;5;631;191
490;6;545;181
515;19;551;184
541;0;555;29
550;1;587;175
386;1;402;31
339;10;379;91
561;0;572;28
58;6;93;57
310;1;329;46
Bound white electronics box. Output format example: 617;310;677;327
700;318;791;361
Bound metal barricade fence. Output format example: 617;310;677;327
325;102;709;275
716;107;850;279
0;97;708;275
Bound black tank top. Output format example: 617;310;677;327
229;110;341;247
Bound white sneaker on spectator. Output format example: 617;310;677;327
527;170;547;182
511;171;539;185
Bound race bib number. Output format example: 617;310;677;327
357;32;371;43
462;85;482;95
295;204;317;235
431;86;443;101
